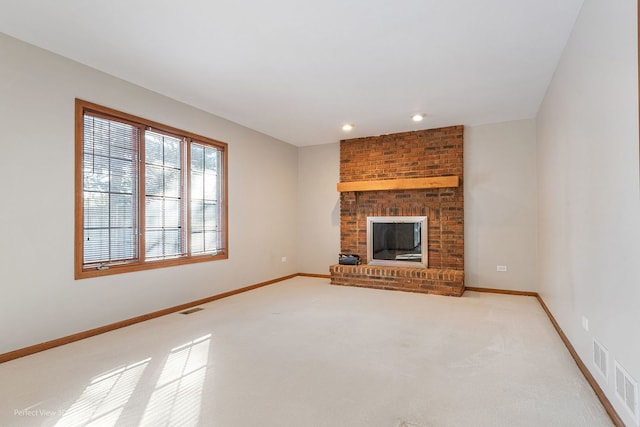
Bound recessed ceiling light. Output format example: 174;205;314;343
412;113;425;122
342;123;355;131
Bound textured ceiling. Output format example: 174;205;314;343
0;0;584;146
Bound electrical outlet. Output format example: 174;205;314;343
281;256;287;263
582;315;589;332
496;265;507;272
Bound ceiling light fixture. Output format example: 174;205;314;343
412;113;425;122
342;123;355;131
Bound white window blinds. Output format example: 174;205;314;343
82;114;139;267
190;142;222;255
144;130;184;260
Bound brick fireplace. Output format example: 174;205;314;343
329;125;465;296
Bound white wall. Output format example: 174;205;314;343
297;143;340;274
536;1;640;425
465;120;538;291
0;34;299;354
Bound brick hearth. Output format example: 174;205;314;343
330;264;464;297
331;125;465;296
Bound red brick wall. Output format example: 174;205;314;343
339;125;464;269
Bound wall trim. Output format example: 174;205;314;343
0;273;298;364
464;286;624;427
464;286;538;297
298;273;331;279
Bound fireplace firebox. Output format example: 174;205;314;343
367;216;428;268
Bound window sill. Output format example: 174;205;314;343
75;252;228;279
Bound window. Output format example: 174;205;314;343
75;99;228;278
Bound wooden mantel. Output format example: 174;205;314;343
337;176;459;192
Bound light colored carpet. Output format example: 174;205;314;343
0;277;613;426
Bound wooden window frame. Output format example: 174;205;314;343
75;99;228;279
